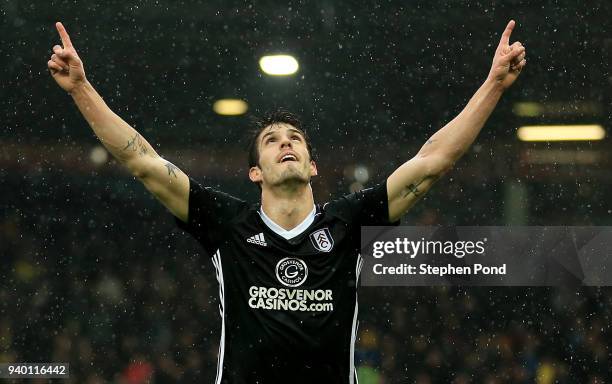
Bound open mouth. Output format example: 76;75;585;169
279;154;298;163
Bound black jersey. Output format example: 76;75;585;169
175;178;395;384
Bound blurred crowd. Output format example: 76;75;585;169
1;169;610;383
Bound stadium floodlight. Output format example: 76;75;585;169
513;102;542;117
259;55;299;76
513;101;603;117
517;124;606;141
212;99;248;116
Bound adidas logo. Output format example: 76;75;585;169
246;233;267;247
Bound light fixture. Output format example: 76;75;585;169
259;55;299;76
513;102;542;117
90;145;109;165
517;125;605;142
513;101;602;117
213;99;248;116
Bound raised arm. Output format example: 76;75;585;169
47;22;189;221
386;20;526;222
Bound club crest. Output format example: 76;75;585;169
310;228;334;252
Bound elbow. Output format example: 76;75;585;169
125;159;149;180
438;156;455;174
423;153;455;176
130;168;147;180
417;146;460;176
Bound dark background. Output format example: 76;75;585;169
1;0;611;383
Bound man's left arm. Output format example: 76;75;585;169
387;20;527;222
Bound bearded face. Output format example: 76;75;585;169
249;123;317;189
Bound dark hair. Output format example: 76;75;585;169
247;109;315;169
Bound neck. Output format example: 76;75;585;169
260;182;315;231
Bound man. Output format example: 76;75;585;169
48;20;525;383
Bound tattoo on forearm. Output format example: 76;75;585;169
402;175;439;198
164;161;178;178
426;139;436;145
123;133;148;156
138;144;148;156
404;182;422;197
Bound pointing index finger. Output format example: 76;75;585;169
55;22;73;48
499;20;516;46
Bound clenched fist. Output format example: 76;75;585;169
48;22;87;92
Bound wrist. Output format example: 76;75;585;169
68;80;91;97
483;77;506;94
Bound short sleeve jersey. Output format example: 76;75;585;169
176;178;395;384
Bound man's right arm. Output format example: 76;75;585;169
71;82;189;221
48;22;189;222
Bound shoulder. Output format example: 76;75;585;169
321;182;387;222
321;181;398;226
186;177;251;223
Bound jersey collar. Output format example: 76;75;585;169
258;204;317;240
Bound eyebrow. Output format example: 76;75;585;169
260;127;304;143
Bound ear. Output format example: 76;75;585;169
249;166;262;183
309;160;318;177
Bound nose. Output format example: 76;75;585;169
280;135;292;149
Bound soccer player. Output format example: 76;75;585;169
48;20;525;383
